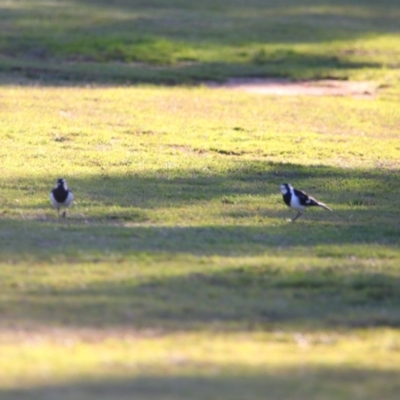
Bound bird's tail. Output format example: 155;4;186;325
317;201;332;211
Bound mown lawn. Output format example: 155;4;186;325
1;1;400;399
1;84;400;400
1;0;400;87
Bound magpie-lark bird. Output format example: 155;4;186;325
50;178;74;218
280;183;332;221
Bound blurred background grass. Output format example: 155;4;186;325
0;0;399;86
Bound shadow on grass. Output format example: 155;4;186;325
1;162;400;332
0;161;399;258
0;56;383;86
0;0;399;84
4;161;400;210
2;254;400;331
0;221;399;259
2;367;400;400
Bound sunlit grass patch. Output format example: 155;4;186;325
0;1;399;398
0;15;400;396
1;0;400;86
1;329;400;399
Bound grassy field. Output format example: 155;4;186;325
1;1;400;400
1;0;400;87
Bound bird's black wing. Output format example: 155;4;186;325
293;188;320;207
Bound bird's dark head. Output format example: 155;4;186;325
280;183;291;195
56;178;67;190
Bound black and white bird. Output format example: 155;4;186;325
50;178;74;218
280;183;332;221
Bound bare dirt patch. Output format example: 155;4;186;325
207;78;377;98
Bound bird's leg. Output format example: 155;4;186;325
57;208;60;219
62;210;67;218
292;211;302;222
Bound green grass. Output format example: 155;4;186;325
1;1;400;399
0;0;400;86
0;84;400;399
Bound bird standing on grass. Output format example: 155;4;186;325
280;183;332;221
50;178;74;218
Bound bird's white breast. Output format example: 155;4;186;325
289;188;305;211
50;192;58;208
64;191;74;207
